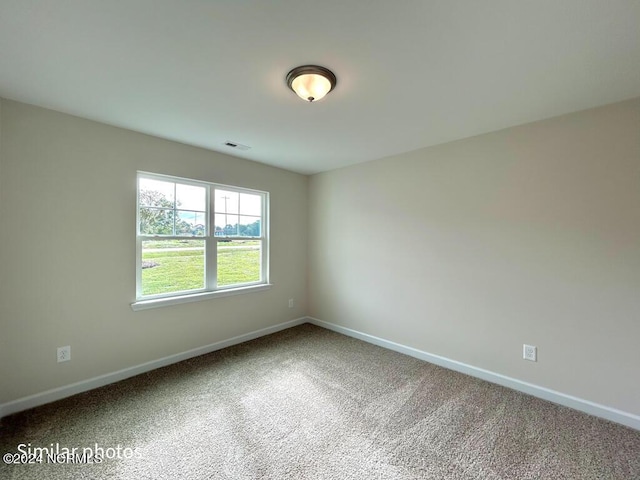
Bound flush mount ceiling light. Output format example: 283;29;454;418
286;65;337;102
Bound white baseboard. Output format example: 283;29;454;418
4;316;639;432
0;317;308;419
307;317;640;431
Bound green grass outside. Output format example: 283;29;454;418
141;243;260;296
217;248;260;286
143;239;203;249
143;239;259;249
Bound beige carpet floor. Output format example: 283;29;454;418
1;323;639;479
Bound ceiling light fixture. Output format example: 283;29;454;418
286;65;337;102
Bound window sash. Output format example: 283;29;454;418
136;172;268;301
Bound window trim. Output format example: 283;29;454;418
131;283;272;311
132;172;270;309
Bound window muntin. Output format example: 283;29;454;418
136;173;268;300
138;177;207;237
213;190;262;237
213;188;263;288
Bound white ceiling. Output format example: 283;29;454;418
1;1;639;175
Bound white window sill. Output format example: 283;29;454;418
131;284;272;311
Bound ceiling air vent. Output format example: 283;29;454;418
223;141;251;151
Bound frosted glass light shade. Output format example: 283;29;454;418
291;74;332;102
286;65;337;102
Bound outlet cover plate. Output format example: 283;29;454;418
523;344;537;362
57;346;71;363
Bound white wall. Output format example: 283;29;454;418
308;98;640;416
0;99;308;404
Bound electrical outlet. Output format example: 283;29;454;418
288;298;294;308
523;344;537;362
57;345;71;363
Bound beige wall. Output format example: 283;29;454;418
2;95;639;418
309;98;640;416
0;99;308;403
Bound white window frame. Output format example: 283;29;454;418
132;172;270;311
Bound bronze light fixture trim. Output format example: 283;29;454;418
286;65;337;102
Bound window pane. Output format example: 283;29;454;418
141;239;205;296
239;192;261;216
139;178;175;207
140;208;174;235
217;240;261;287
215;213;239;236
176;211;206;236
215;189;239;214
176;183;206;211
238;216;261;237
137;173;268;301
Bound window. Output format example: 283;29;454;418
134;172;268;308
